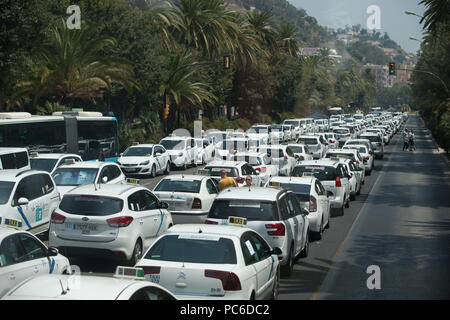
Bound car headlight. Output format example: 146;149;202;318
140;160;150;166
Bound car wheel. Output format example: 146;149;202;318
129;239;143;266
326;215;331;229
312;218;323;241
271;267;280;300
281;245;294;277
350;193;356;201
299;233;309;258
202;155;206;165
150;165;156;178
164;162;170;175
345;196;350;208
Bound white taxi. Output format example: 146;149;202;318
0;170;60;233
285;144;313;162
214;138;249;160
324;149;365;184
265;177;330;240
202;161;263;187
292;160;351;216
257;145;297;176
343;144;374;175
136;224;281;300
159;136;198;170
296;135;327;159
117;144;171;178
195;138;215;165
0;226;71;298
205;187;309;277
2;266;176;300
49;183;173;265
29;153;82;174
231;152;279;184
153;175;219;224
51;161;125;198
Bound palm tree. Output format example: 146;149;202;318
277;23;300;56
246;11;278;55
14;20;139;108
419;0;450;34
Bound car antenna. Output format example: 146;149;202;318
59;279;68;295
198;227;203;234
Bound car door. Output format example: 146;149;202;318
279;194;300;256
286;194;304;256
205;179;219;210
153;146;163;172
315;180;329;224
240;232;273;300
17;233;53;276
0;234;39;297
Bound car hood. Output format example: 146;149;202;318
117;156;150;164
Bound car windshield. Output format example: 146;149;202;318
324;134;334;139
362;135;381;143
232;156;262;166
123;147;153;157
220;140;247;151
144;235;237;264
209;200;278;221
271;125;283;130
196;140;203;148
292;165;337;181
59;195;123;216
344;146;367;154
273;182;311;194
52;168;98;186
334;128;350;134
284;121;298;126
289;146;303;153
30;158;58;172
160;140;185;150
249;127;268;133
154;179;202;193
297;138;319;145
205;167;239;177
0;181;14;204
326;153;356;161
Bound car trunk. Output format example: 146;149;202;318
154;191;195;212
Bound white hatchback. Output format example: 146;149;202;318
136;224;281;300
117;144;171;178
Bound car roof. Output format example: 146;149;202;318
30;153;81;159
161;136;190;141
0;147;28;155
56;161;113;169
205;160;245;167
0;225;29;238
166;224;254;238
126;144;156;148
296;159;339;166
158;174;207;181
3;274;160;300
0;169;48;182
216;186;284;201
66;183;142;197
234;151;265;157
268;176;315;185
326;149;357;154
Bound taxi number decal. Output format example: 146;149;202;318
146;274;160;284
36;208;43;222
245;240;255;256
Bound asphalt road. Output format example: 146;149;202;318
62;116;450;300
313;115;450;300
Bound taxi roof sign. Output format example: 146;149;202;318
29;152;39;158
64;159;76;165
197;168;210;176
114;266;145;280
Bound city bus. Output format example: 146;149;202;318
0;111;119;161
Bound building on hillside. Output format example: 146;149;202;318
395;62;415;85
362;63;395;88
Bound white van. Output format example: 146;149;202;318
0;148;30;171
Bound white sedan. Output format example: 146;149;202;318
2;266;176;300
49;183;173;265
286;144;313;162
0;226;71;298
232;151;279;184
135;224;281;300
153;175;219;224
195;138;215;165
265;177;330;240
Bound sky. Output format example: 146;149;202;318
288;0;426;53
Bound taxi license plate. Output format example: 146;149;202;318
77;224;97;234
228;216;246;226
5;219;22;228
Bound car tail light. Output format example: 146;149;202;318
284;155;288;160
365;156;370;161
377;142;381;146
265;223;286;236
330;140;335;143
204;220;218;225
235;177;244;184
142;266;161;274
356;161;359;166
369;150;373;155
205;270;242;291
346;133;351;136
51;211;66;224
192;198;202;209
255;167;267;173
107;216;134;227
336;176;342;187
309;196;317;212
298;156;304;161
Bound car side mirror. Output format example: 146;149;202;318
327;191;333;198
160;202;169;209
302;208;309;216
47;247;59;257
120;153;123;157
18;197;29;206
270;247;282;256
102;176;109;183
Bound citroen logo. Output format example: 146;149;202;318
177;271;186;280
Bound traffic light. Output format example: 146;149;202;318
163;104;169;119
389;62;396;75
223;55;231;69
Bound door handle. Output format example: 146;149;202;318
140;220;144;225
34;267;39;273
10;274;16;280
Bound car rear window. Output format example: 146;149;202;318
205;167;239;177
209;200;278;221
268;182;311;194
145;235;237;264
361;135;381;143
333;128;349;134
154;179;201;193
292;165;337;181
326;153;356;161
232;156;262;166
59;195;123;216
297;138;319;145
30;158;58;172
